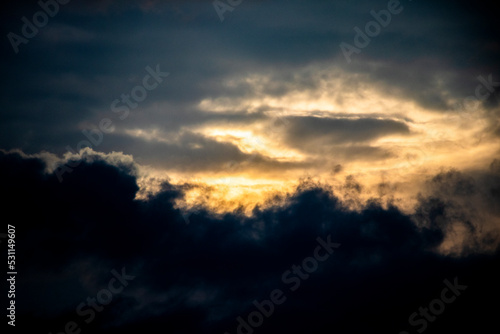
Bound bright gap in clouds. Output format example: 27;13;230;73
3;1;500;332
129;64;498;215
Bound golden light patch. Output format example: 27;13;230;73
131;64;498;219
174;180;294;216
193;126;307;162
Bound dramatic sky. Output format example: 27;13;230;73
1;0;499;333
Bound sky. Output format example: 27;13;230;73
1;0;500;333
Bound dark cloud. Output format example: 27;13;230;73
282;116;409;157
287;116;409;143
1;1;499;331
1;151;499;333
88;130;310;173
1;0;499;158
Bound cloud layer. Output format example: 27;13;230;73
1;1;499;332
1;0;499;184
1;151;499;333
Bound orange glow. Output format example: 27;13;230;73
128;66;499;216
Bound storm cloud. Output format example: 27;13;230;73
1;150;499;333
1;1;499;333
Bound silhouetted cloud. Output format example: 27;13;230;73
1;151;499;333
1;1;499;332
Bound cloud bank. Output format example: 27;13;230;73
1;150;499;333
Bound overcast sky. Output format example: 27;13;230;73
2;0;498;180
1;1;500;333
